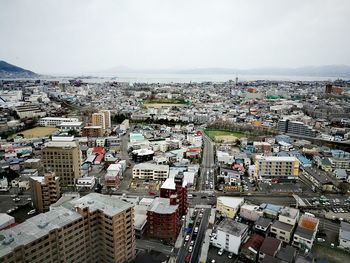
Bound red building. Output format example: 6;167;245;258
160;173;188;216
147;196;180;243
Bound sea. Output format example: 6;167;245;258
70;72;350;84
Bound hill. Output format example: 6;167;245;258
0;60;39;78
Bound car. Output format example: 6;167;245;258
317;238;325;242
188;246;193;253
210;237;214;242
185;235;190;241
194;227;199;233
218;248;224;256
228;252;233;258
201;196;207;199
190;240;195;246
13;198;21;202
10;194;17;198
27;197;32;201
184;255;191;262
27;209;36;215
211;260;216;263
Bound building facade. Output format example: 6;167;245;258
41;139;81;186
254;156;300;180
0;193;136;263
30;172;60;213
132;163;169;181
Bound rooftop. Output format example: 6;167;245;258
260;236;282;256
279;206;299;219
133;163;169;171
217;196;244;209
272;221;294;232
148;197;178;214
0;207;81;258
217;218;248;237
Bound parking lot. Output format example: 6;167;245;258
206;245;238;263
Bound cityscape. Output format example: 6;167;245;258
1;1;350;263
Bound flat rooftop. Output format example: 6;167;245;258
217;218;248;237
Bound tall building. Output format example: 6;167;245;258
147;196;180;243
100;110;112;129
254;156;300;180
160;173;188;216
92;112;106;130
30;172;60;213
41;138;81;186
0;193;136;263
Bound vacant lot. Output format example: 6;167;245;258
16;127;58;138
204;130;245;142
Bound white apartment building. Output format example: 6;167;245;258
132;163;169;181
211;218;248;255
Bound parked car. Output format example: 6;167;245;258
228;252;233;258
218;248;224;255
184;255;191;262
27;209;36;215
185;235;190;241
188;246;193;253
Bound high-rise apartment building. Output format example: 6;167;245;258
92;112;106;130
41;138;81;186
0;193;136;263
254;156;299;180
30;172;60;213
100;110;112;129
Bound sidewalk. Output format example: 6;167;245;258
199;208;215;263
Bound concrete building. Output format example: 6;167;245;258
131;148;154;163
147;197;180;243
41;138;81;187
270;220;294;243
100;110;111;129
39;117;79;127
30;172;60;213
132;163;169;181
292;214;319;250
0;193;136;263
82;126;103;137
216;196;244;219
241;234;265;262
0;214;15;230
278;120;317;138
59;121;83;133
254;156;300;180
160;173;188;216
92;112;106;131
339;221;350;250
15;104;46;119
211;218;249;255
278;206;300;226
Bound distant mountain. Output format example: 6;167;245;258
173;65;350;77
0;60;39;78
105;65;350;77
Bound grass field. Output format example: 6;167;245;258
204;129;245;142
16;127;58;138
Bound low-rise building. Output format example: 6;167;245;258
270;220;294;243
211;218;249;255
241;234;265;262
259;237;282;262
278;206;300;226
254;156;300;180
254;217;273;236
292;214;319;250
39;117;79;127
216;196;244;219
132;163;169;181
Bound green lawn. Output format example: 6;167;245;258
204;129;245;141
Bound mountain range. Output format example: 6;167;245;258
0;60;38;78
1;60;350;78
105;65;350;78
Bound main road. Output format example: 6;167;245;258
199;132;215;191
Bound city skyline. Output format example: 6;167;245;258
1;0;350;74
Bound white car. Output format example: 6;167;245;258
27;209;36;215
228;252;233;258
218;248;224;255
185;235;190;241
190;240;194;246
188;246;193;253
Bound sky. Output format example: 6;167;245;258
1;0;350;74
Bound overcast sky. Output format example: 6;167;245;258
1;0;350;74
